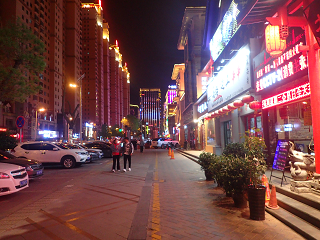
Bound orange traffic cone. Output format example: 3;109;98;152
168;147;171;156
266;185;279;209
170;150;175;159
261;175;271;205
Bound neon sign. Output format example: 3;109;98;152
209;0;240;61
262;82;310;109
198;102;208;113
255;42;308;92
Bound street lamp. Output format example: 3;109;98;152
69;74;85;143
35;108;45;140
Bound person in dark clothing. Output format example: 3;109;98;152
139;136;144;153
110;138;121;172
121;137;134;172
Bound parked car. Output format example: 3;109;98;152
83;142;112;158
152;138;180;149
12;142;89;169
58;143;103;162
0;150;44;178
0;162;29;196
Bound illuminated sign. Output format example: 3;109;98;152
254;29;307;93
167;90;177;104
207;45;251;112
262;82;310;109
0;128;7;132
38;130;58;138
198;102;208;113
82;4;95;8
209;0;240;61
85;123;93;128
168;85;177;89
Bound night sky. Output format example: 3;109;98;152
103;0;207;105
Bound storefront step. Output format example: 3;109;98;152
276;192;320;229
266;207;320;240
176;150;199;164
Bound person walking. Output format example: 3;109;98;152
110;138;121;172
139;136;144;153
121;137;134;172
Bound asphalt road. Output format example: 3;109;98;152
0;158;112;221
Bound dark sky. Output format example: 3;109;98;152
103;0;207;105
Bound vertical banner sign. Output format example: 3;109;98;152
272;140;290;171
304;0;320;46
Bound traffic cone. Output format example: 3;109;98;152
170;150;175;159
168;147;171;156
261;174;271;205
266;185;279;209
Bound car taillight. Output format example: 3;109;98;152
0;172;10;179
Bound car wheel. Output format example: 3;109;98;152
61;156;76;169
175;143;180;148
161;144;165;149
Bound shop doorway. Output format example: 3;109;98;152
245;113;263;138
223;120;232;147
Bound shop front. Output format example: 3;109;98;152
253;28;310;163
206;44;257;154
194;93;207;151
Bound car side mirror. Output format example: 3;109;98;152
53;148;59;151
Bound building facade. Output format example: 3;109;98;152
139;88;161;139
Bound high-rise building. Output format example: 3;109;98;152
109;42;130;127
163;85;177;138
139;88;161;138
81;0;104;134
0;0;130;141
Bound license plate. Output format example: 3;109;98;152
20;179;28;187
37;170;43;175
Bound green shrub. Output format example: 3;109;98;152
198;152;214;172
0;131;17;151
223;142;246;158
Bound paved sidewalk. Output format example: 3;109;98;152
0;149;303;240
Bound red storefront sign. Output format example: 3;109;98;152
262;83;310;109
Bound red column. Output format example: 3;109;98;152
305;13;320;173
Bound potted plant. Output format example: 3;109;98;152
198;152;215;181
220;154;251;208
243;130;267;220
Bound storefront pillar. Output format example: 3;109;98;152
305;22;320;173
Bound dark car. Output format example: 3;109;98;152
83;142;112;158
0;150;44;178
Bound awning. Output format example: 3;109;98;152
238;0;288;25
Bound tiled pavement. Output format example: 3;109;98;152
0;149;304;239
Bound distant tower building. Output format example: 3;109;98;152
163;85;177;138
139;88;161;138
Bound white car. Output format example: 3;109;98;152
0;163;29;196
152;138;180;149
12;142;89;169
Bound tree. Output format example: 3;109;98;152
123;115;140;132
0;131;17;150
0;17;46;102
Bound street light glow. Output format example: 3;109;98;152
69;83;78;88
39;108;45;112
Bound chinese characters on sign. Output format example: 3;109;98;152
262;83;310;109
256;43;308;92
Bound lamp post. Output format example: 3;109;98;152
70;74;85;144
35;108;45;140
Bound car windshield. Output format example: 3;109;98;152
67;144;82;149
152;138;160;141
0;150;15;160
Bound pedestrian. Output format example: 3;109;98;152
121;137;134;172
110;138;121;172
139;136;145;153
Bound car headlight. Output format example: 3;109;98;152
26;166;33;171
0;172;10;179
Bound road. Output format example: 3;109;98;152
0;149;303;240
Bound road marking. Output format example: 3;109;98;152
25;218;63;240
82;187;139;202
39;209;100;240
151;153;161;239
